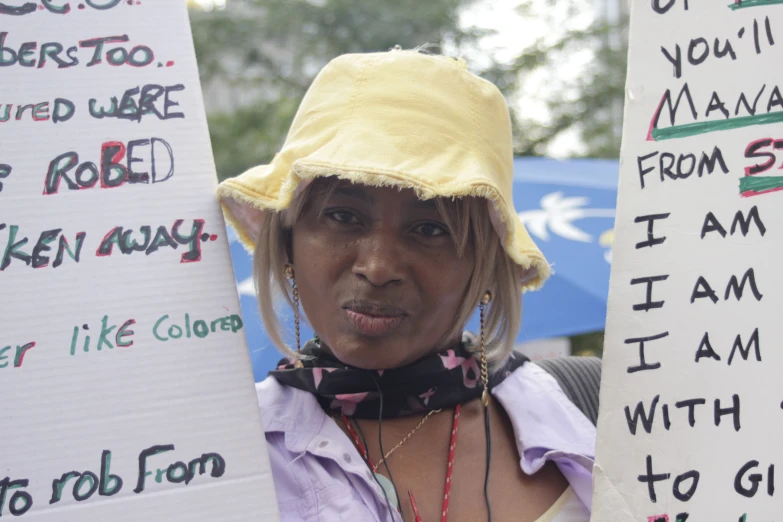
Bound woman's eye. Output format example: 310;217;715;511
327;211;359;224
415;223;448;237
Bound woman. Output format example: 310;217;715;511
218;48;596;522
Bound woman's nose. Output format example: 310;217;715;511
352;231;406;287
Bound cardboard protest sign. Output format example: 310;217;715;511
0;2;279;520
593;1;783;520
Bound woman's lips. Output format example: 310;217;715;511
344;309;405;336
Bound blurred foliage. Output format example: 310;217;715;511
190;0;490;181
190;0;629;172
571;330;605;357
512;0;629;159
190;0;629;356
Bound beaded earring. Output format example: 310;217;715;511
284;264;304;369
479;291;492;406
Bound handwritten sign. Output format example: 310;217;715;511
592;1;783;521
0;2;279;519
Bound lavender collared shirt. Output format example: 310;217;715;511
255;362;596;521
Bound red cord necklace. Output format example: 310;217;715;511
341;404;461;522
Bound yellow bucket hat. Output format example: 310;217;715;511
217;49;550;291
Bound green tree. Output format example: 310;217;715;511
510;0;629;159
190;0;629;170
190;0;489;181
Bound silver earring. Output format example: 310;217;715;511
284;264;304;369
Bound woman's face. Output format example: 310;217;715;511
291;180;475;369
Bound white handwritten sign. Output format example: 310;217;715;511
0;2;278;520
592;1;783;521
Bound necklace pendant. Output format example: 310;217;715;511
373;472;399;509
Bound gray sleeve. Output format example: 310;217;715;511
534;356;602;426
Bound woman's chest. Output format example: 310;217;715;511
278;451;583;522
347;403;573;522
375;439;570;522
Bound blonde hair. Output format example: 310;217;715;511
253;178;522;368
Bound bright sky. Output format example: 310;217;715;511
188;0;225;9
460;0;545;62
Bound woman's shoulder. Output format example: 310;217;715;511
254;375;292;430
495;360;596;455
254;375;292;410
254;375;324;436
494;359;597;510
253;376;390;521
533;356;601;425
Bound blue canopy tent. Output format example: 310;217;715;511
227;157;619;381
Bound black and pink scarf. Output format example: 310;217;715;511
269;336;528;419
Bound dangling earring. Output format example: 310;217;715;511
479;291;492;406
284;264;304;369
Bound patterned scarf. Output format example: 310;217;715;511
269;335;528;419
